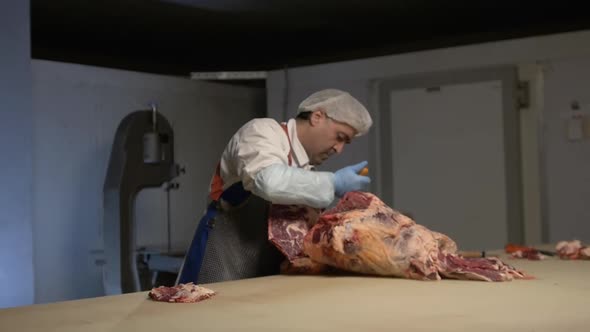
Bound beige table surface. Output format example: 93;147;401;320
1;248;589;332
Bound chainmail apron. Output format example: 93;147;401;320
196;194;285;284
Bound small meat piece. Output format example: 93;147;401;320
510;249;545;260
556;240;590;259
438;254;533;281
505;243;547;260
148;283;216;303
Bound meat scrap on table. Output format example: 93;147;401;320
148;283;216;303
269;191;532;282
555;240;590;260
505;244;547;260
505;240;590;261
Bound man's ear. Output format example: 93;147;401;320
309;108;325;126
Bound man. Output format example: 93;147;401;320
177;88;373;285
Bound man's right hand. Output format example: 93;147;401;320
333;161;371;197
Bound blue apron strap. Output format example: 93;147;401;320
177;181;251;284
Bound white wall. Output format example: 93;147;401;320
32;60;265;304
0;0;35;308
267;30;590;245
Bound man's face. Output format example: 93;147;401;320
305;110;357;165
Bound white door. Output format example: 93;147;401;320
388;81;508;251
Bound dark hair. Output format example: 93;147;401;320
296;111;312;120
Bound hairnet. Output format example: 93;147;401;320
297;89;373;137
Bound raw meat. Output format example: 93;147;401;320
148;283;216;303
269;191;530;282
556;240;590;259
505;244;546;260
437;254;530;281
510;249;546;260
268;204;320;261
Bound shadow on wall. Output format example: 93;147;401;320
35;146;107;304
74;145;108;300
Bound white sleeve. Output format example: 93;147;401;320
252;163;335;208
227;119;292;191
225;119;336;208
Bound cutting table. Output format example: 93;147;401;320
1;247;589;331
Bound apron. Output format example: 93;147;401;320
176;123;294;284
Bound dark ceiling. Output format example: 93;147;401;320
31;1;590;78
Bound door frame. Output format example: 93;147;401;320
367;66;524;244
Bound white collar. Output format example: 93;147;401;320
286;118;312;169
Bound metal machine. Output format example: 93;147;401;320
102;105;185;295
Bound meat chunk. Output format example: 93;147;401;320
504;243;551;260
510;249;546;260
556;240;590;259
438;254;530;281
269;191;531;282
268;204;320;261
148;283;216;303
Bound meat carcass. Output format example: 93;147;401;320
269;191;530;282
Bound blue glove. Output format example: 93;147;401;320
333;161;371;197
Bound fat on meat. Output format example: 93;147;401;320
269;191;530;282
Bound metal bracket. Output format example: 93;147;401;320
517;81;530;109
